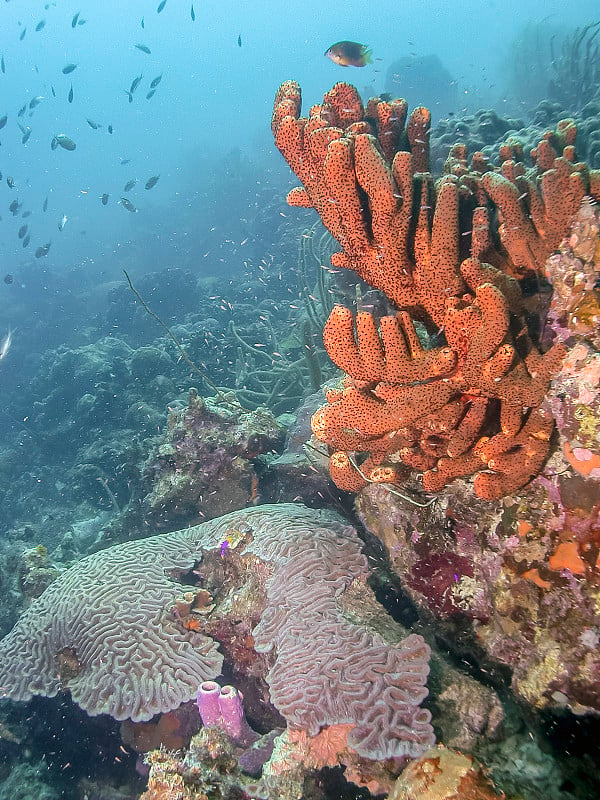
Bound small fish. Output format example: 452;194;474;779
108;124;113;134
101;193;109;205
21;128;31;144
141;17;145;29
157;0;167;12
78;19;86;26
324;41;372;67
51;136;58;150
68;85;73;103
4;274;13;285
120;158;131;165
86;118;101;130
191;4;195;21
35;243;51;258
62;63;77;74
130;74;143;94
123;179;136;192
29;96;44;108
0;329;12;362
1;56;5;74
7;176;15;188
22;235;30;248
9;200;19;214
0;115;7;130
17;104;26;117
35;19;46;32
71;11;80;28
119;197;137;213
150;74;162;88
51;85;56;97
18;224;27;239
19;28;27;42
237;34;242;47
146;89;155;100
22;210;31;218
145;175;159;190
135;44;151;54
58;215;67;231
55;133;76;151
43;196;48;211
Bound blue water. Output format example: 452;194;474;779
0;0;597;286
1;1;600;797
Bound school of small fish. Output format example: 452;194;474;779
0;1;223;264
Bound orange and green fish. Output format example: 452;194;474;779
324;40;372;67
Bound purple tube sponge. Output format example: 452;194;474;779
197;680;258;747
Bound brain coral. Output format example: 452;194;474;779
0;527;225;721
0;504;433;759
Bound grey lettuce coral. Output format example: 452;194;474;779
0;504;433;759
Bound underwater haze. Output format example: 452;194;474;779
0;0;598;284
1;0;600;799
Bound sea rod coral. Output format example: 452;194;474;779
272;80;600;500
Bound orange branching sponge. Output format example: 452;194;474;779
273;81;600;500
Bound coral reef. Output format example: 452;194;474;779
143;387;282;527
272;80;600;501
0;504;433;760
388;744;503;800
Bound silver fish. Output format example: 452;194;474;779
145;175;160;190
62;63;77;74
18;224;28;239
29;96;44;109
58;215;67;231
71;12;80;28
86;119;101;130
150;74;162;88
0;329;12;362
0;115;7;130
101;193;109;205
135;44;151;54
124;179;136;192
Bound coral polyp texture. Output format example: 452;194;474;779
272;80;600;500
0;504;433;759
